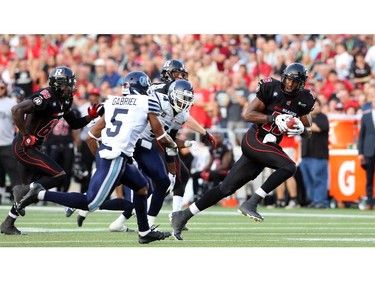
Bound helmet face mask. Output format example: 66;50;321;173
48;66;77;99
281;63;308;96
160;59;188;83
168;80;194;113
122;71;152;96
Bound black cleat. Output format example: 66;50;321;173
138;229;169;244
170;211;189;240
168;213;189;231
17;183;45;211
238;202;264;222
65;207;76;217
77;215;86;227
13;185;30;216
0;216;22;235
13;184;30;203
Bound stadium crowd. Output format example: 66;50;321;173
0;34;373;209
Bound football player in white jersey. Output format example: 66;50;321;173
109;60;216;233
17;71;178;244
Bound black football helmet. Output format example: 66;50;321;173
48;66;77;98
122;71;152;95
160;59;188;83
168;80;194;113
281;63;308;96
10;86;25;102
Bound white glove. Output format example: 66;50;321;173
263;133;277;143
275;114;293;133
166;146;178;156
287;118;304;137
184;140;200;152
166;173;176;194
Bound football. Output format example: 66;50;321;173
285;117;299;130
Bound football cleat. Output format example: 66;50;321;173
77;215;86;227
169;211;189;240
13;185;30;216
168;213;189;232
17;183;45;211
237;202;264;222
138;229;169;244
109;221;135;233
65;207;76;217
0;216;22;235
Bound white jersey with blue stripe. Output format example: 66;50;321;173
139;91;189;141
99;94;160;159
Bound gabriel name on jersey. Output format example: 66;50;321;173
111;96;138;106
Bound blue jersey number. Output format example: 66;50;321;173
106;108;129;137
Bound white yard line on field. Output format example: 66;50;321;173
1;205;375;219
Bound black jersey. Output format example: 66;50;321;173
254;77;316;144
44;108;81;146
150;81;172;95
25;87;74;144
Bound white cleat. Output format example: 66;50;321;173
109;221;135;233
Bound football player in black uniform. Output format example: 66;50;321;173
170;62;316;240
0;66;104;235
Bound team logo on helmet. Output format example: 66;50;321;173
139;76;149;87
33;97;43;106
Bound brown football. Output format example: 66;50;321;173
286;117;299;130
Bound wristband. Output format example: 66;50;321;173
88;131;101;141
156;132;167;140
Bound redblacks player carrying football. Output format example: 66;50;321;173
0;66;104;235
170;62;316;240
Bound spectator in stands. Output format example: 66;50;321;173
350;51;372;89
9;57;34;98
102;58;122;89
299;99;330;208
226;72;250;145
342;34;366;57
334;42;353;80
0;80;21;200
315;38;336;64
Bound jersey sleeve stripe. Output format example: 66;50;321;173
148;99;161;114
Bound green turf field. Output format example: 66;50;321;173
1;204;375;247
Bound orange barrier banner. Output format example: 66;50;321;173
328;115;360;150
329;149;369;201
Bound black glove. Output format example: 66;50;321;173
201;131;217;148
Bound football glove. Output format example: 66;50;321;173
22;134;36;147
275;114;293;133
286;118;304;137
201;131;217;148
200;171;210;181
87;103;104;119
184;140;200;152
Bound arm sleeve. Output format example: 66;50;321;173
64;109;90;129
